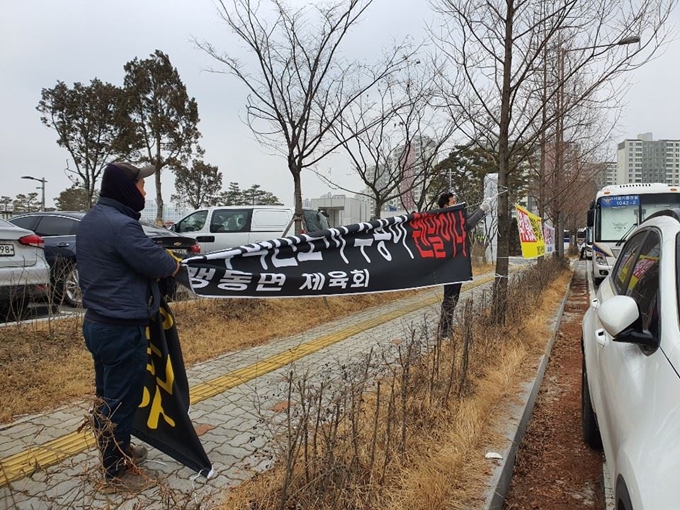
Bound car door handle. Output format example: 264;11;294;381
196;236;214;243
57;242;70;247
595;328;607;347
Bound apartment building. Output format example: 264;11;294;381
616;132;680;185
363;136;438;213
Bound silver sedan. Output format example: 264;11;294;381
0;219;51;317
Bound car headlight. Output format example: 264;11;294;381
595;253;607;265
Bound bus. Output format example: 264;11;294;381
587;183;680;283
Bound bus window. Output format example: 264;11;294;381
640;193;680;221
598;202;639;242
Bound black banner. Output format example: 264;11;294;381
183;205;472;298
132;300;213;478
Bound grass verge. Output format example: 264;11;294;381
217;259;572;510
0;263;494;425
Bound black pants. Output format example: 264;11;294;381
83;321;147;479
439;283;462;338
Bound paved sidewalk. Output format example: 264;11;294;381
1;272;501;510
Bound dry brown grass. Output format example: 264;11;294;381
0;262;490;426
0;291;423;424
218;263;572;510
387;275;570;510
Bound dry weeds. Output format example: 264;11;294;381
0;263;493;424
217;260;572;510
0;258;569;510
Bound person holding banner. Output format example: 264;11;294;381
437;191;490;339
77;161;181;491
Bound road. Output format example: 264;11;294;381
503;260;613;510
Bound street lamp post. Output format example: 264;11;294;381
21;175;47;211
554;35;640;257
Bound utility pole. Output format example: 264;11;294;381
21;175;47;211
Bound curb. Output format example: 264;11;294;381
482;264;576;509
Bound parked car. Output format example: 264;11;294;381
0;219;51;316
171;206;331;253
8;212;200;307
581;208;680;510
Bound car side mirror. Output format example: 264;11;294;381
586;209;594;227
598;295;657;349
598;295;638;336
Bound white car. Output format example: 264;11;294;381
0;219;51;316
172;206;330;253
581;209;680;510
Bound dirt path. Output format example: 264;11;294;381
504;262;606;509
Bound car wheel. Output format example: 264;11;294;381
616;477;634;510
582;357;603;450
62;264;83;308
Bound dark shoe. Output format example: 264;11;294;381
124;444;148;466
99;467;155;494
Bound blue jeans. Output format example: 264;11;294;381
83;321;147;479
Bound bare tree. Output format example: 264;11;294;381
537;85;622;235
198;0;413;233
431;0;675;322
317;65;455;218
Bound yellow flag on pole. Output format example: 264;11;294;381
515;204;545;259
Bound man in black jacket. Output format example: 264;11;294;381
437;191;490;339
78;161;180;490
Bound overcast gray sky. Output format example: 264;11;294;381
1;0;678;208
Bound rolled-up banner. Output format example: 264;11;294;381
182;205;473;298
132;300;213;478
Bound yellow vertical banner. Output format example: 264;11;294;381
515;204;545;259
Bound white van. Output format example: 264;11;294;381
171;206;330;253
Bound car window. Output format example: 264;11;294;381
9;216;37;231
303;209;330;233
210;209;251;233
611;231;647;294
34;216;79;236
626;230;660;336
175;211;208;233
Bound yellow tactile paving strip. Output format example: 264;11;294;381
0;274;496;486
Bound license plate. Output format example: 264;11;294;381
0;244;15;256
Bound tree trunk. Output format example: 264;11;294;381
292;167;303;235
492;0;515;325
373;200;382;220
555;48;564;258
155;146;163;225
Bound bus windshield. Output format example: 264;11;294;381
598;193;680;242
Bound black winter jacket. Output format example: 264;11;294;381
77;197;177;325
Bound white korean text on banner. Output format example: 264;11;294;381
182;205;473;298
132;300;213;478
